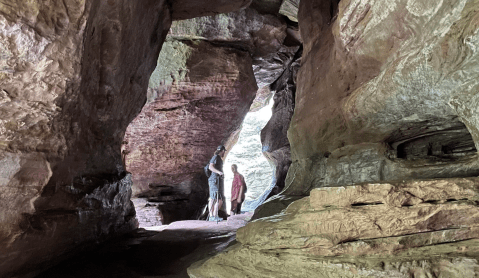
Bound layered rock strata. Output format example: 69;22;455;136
189;178;479;277
123;7;300;223
124;39;257;224
1;0;172;276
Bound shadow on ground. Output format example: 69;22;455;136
36;213;252;278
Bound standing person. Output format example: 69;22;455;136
230;164;246;216
208;145;226;222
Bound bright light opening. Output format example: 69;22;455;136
224;98;274;213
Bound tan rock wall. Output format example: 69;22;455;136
285;0;479;196
189;178;479;277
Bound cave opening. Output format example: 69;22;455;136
223;96;275;213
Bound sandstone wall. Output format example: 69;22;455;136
260;47;301;199
189;178;479;277
285;0;479;196
0;0;254;276
0;1;172;276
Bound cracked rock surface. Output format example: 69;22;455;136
189;178;479;277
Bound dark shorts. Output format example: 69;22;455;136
208;174;224;201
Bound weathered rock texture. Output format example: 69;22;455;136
260;47;301;199
0;1;172;276
189;178;479;277
123;7;300;223
280;0;300;22
189;0;479;276
0;0;255;276
284;0;479;197
171;0;253;20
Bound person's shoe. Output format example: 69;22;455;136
214;216;223;223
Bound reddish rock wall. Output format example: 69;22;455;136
123;7;297;223
123;40;257;223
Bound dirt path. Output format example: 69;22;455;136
36;212;253;278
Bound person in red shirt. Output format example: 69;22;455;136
230;164;246;216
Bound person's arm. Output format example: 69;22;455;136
209;163;223;176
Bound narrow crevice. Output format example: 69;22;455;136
336;227;463;245
154;105;185;112
350;202;384;206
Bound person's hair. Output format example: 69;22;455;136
231;164;237;172
214;149;222;155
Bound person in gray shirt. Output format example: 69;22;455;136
208;145;226;222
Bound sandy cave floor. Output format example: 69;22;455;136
35;212;253;278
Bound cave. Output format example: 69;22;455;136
3;0;479;277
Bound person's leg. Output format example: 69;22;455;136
213;198;222;218
208;176;219;220
208;198;214;218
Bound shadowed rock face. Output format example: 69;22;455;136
0;0;260;276
0;1;172;276
260;47;301;200
171;0;253;20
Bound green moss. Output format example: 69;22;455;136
148;40;192;90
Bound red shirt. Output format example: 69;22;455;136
231;173;245;201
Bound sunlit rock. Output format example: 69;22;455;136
124;6;299;223
280;0;300;22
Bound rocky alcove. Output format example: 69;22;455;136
3;0;479;277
